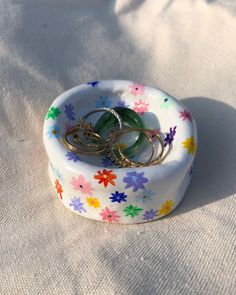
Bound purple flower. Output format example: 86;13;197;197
64;103;75;121
101;157;113;168
110;191;127;203
66;151;81;162
87;81;100;87
143;209;157;221
123;171;148;192
95;96;112;108
164;126;177;146
69;197;86;213
117;100;129;108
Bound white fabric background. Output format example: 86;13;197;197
0;0;236;294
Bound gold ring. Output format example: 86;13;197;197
107;128;164;167
63;127;107;155
63;108;123;155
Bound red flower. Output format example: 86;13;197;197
55;179;63;199
94;169;117;188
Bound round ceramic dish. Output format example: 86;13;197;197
43;80;197;224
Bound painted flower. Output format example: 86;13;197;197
160;97;173;110
95;96;112;108
179;109;192;122
123;171;148;192
143;209;157;221
182;136;197;155
87;80;100;87
71;175;93;195
86;197;100;208
164;126;177;146
94;169;117;188
69;197;86;213
124;205;143;218
135;189;155;203
47;125;60;139
129;83;145;96
64;103;75;121
117;100;129;108
54;179;63;200
110;191;127;203
101;157;114;168
66;151;81;162
158;200;174;216
100;207;120;223
133;99;149;114
46;106;61;120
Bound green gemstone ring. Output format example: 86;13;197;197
94;107;146;157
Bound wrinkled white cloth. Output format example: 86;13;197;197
0;0;236;294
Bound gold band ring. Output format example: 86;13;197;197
63;108;123;155
107;128;164;167
63;127;107;155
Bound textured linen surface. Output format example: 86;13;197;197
0;0;236;294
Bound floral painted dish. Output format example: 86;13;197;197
43;80;197;223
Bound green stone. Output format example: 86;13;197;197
94;107;146;157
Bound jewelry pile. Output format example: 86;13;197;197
63;107;164;168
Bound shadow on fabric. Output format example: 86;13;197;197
166;97;236;217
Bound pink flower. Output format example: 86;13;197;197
129;83;145;96
179;109;192;122
70;175;93;195
133;99;149;114
100;207;120;223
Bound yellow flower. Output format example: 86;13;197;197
86;197;100;208
158;200;174;216
182;136;197;155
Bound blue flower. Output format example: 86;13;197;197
117;100;129;108
101;157;113;168
164;126;177;146
66;151;81;162
64;103;75;121
87;80;100;87
95;96;112;108
47;125;60;139
135;189;155;203
110;191;127;203
123;171;148;192
69;197;86;213
143;209;157;221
